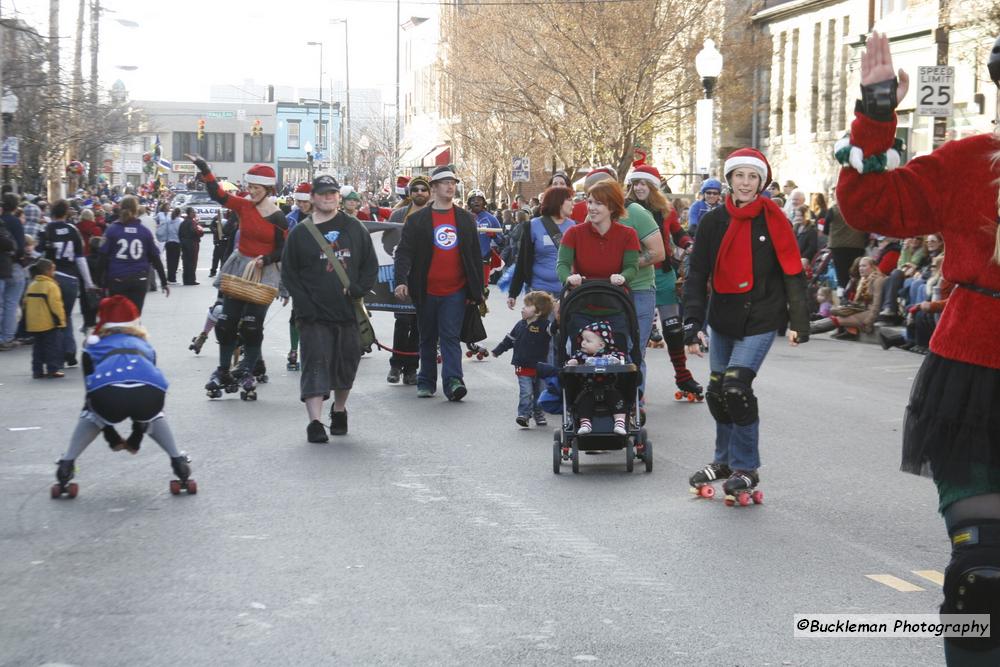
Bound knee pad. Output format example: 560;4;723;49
207;302;224;324
722;367;758;426
238;315;263;346
942;521;1000;650
214;313;238;345
705;372;731;424
662;315;683;335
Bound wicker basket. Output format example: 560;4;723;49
219;261;278;305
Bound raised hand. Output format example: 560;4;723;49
861;32;909;101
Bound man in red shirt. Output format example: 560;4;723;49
393;165;483;401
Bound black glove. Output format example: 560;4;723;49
193;158;211;176
682;321;701;347
856;78;898;122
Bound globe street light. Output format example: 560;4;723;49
695;38;723;177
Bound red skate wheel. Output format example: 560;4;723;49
169;480;181;495
738;492;751;507
674;391;683;400
186;479;198;495
751;490;763;505
67;483;79;499
700;486;715;499
50;483;61;499
687;393;696;402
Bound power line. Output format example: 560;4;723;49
338;0;646;4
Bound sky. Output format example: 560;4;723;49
11;0;439;103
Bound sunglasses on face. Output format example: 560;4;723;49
411;187;428;193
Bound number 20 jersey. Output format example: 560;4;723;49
100;221;160;280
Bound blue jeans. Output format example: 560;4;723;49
631;287;656;400
708;328;777;471
54;273;79;359
517;374;543;418
416;289;465;391
0;268;26;343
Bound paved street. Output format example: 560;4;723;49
0;243;947;666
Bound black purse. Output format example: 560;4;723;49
460;301;487;344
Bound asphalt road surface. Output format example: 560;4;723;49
0;246;949;666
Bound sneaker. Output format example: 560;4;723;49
64;355;78;367
577;420;593;435
445;378;467;402
416;386;435;398
49;370;65;378
613;422;628;436
307;420;329;443
329;409;348;436
515;415;530;428
387;368;402;384
533;414;547;427
402;371;418;385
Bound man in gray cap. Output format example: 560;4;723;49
282;174;379;442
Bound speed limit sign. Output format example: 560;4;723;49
916;66;954;117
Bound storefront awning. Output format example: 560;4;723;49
421;145;450;168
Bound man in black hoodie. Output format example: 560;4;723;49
281;175;379;442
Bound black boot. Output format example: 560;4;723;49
878;329;906;350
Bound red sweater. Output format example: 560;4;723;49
837;112;1000;369
204;172;280;259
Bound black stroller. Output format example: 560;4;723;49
553;280;652;474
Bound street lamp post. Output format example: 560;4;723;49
395;6;428;178
306;41;324;155
694;38;723;178
305;140;314;181
330;19;351;182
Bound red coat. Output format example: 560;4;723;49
837;112;1000;369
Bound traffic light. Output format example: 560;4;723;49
197;118;205;140
252;119;263;137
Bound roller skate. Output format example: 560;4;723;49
465;343;489;361
50;459;79;499
205;367;238;399
688;462;732;499
237;372;258;401
253;358;268;384
286;349;300;371
722;470;763;507
189;331;208;354
169;454;197;495
647;322;665;348
674;377;704;402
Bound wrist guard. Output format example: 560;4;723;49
682;321;701;346
857;78;898;121
193;158;211;176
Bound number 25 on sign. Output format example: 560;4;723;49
916;66;954;117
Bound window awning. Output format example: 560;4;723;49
421;144;450;168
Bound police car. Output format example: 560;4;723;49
171;191;226;228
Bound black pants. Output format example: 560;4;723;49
109;273;149;312
165;242;181;283
210;243;225;275
181;241;198;285
88;384;165;423
830;247;866;291
390;313;419;372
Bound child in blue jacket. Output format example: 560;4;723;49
51;295;195;498
492;291;555;427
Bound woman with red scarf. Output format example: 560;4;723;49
683;148;810;504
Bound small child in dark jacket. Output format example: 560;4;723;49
492;290;555;428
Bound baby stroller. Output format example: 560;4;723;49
553;280;652;474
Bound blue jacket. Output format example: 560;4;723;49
491;318;551;369
84;332;168;393
476;210;501;258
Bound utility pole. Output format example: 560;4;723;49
71;0;85;193
90;0;100;187
0;0;5;191
395;0;400;177
47;0;61;201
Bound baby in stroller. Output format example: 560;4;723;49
566;320;628;435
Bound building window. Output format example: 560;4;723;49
244;134;274;163
205;133;235;162
811;22;821;134
313;120;327;151
824;19;836;132
173;132;201;160
287;120;300;149
839;17;851;130
776;32;786;136
789;28;799;136
880;0;907;16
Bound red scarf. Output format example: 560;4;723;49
713;195;803;294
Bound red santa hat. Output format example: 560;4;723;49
395;176;411;196
244;164;276;187
293;182;312;201
723;148;772;192
86;295;141;345
626;164;662;187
